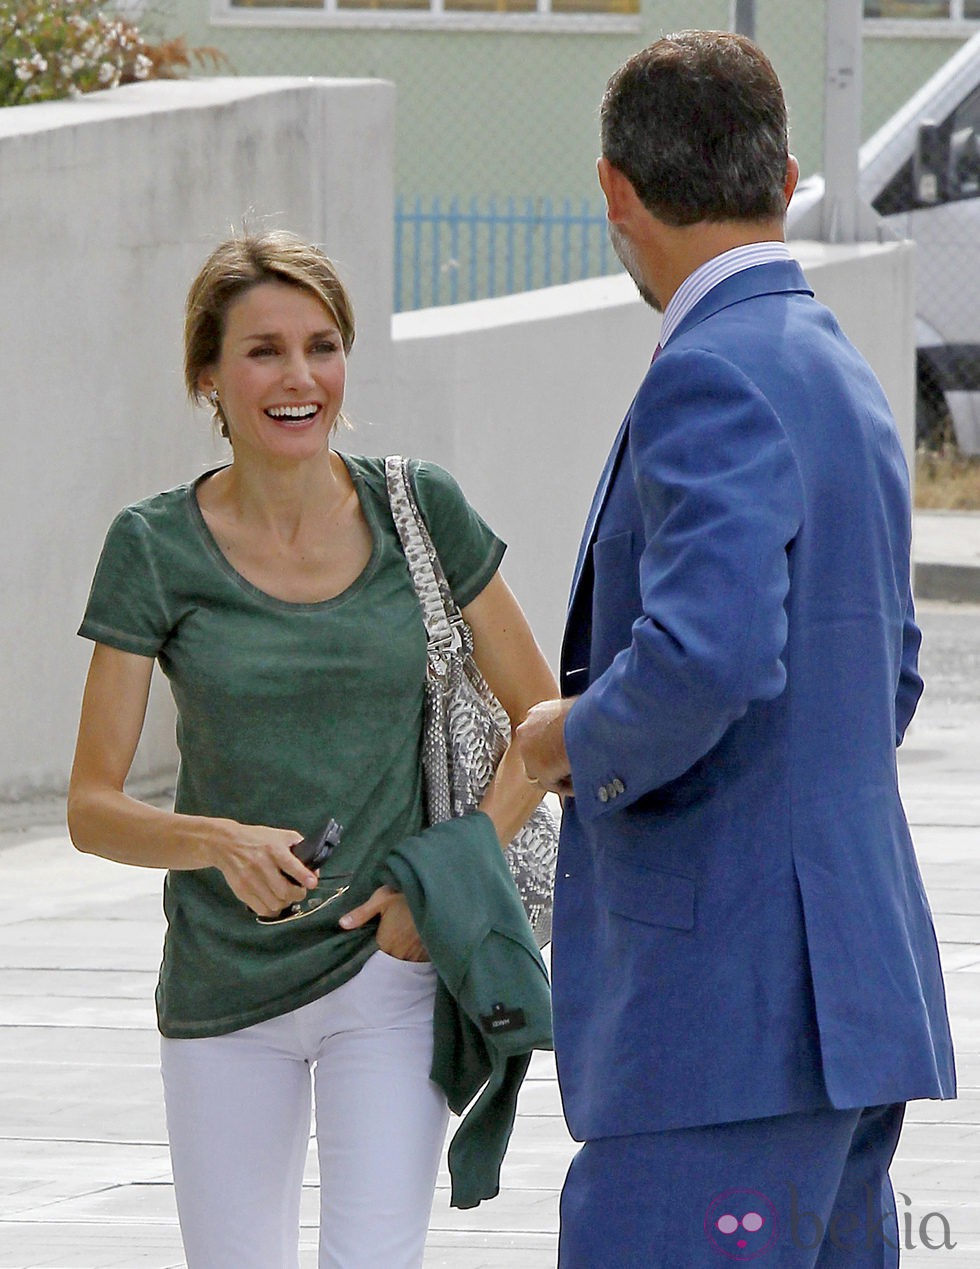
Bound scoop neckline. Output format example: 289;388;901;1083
186;452;382;612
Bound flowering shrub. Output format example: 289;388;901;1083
1;0;228;106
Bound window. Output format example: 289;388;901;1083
864;1;980;19
949;82;980;198
875;81;980;213
227;0;637;15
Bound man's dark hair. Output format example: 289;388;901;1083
600;31;789;227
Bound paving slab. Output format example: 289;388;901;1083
915;510;980;603
915;512;980;572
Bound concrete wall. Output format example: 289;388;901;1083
388;239;917;666
0;80;915;802
0;77;395;802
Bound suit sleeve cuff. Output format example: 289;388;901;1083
565;695;630;822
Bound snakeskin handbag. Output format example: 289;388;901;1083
385;456;558;946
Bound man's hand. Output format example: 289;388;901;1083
514;697;578;797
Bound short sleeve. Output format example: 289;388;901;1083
410;461;506;608
78;507;174;657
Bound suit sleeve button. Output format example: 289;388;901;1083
612;778;625;795
598;786;609;803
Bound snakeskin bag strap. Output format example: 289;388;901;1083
385;456;557;946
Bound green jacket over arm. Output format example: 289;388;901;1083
381;812;553;1209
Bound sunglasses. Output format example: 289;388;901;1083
256;818;350;926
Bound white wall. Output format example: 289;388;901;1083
0;80;915;801
388;239;917;666
0;78;394;802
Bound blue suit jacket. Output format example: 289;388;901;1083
555;260;955;1142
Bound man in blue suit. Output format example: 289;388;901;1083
516;31;955;1266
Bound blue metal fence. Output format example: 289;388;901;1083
394;196;619;312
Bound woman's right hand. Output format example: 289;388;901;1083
209;821;320;918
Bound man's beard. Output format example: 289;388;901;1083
609;222;661;313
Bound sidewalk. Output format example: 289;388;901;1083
914;509;980;603
1;600;978;1267
0;843;572;1269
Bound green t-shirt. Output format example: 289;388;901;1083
79;453;505;1038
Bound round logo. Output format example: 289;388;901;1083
704;1188;779;1261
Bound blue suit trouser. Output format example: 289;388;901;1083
558;1103;905;1267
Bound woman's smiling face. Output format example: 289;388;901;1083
200;280;347;465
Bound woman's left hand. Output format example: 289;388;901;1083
340;885;429;962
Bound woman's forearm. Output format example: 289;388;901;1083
67;777;316;915
476;740;546;847
67;783;231;871
68;780;320;921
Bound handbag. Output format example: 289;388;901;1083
385;456;558;946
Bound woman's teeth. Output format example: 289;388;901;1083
266;405;319;420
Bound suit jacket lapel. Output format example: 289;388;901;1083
567;408;631;606
566;340;663;612
560;410;633;689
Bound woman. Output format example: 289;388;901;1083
67;230;558;1267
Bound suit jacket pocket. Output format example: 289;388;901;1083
601;854;695;931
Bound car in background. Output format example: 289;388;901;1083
789;31;980;453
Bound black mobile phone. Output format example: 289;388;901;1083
256;818;345;926
290;818;343;872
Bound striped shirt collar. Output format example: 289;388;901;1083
658;241;793;348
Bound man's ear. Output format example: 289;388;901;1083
597;156;638;225
784;154;800;209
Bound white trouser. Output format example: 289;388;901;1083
160;950;450;1269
